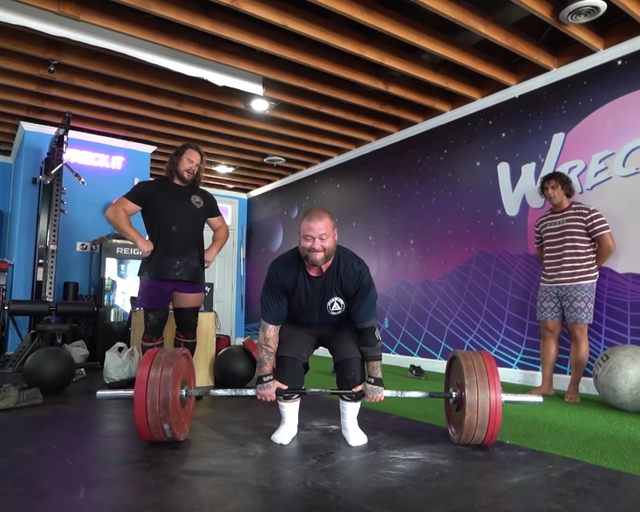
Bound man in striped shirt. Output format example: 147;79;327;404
529;171;616;403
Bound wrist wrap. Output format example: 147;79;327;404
365;376;384;388
256;373;274;386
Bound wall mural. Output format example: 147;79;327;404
245;51;640;377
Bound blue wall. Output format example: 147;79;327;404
6;130;53;352
5;127;151;351
54;139;149;302
205;189;247;341
0;160;12;259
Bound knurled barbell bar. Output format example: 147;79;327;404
95;347;543;445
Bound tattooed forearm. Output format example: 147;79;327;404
257;320;281;375
365;360;382;378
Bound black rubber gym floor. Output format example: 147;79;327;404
0;371;638;512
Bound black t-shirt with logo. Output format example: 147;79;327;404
123;177;222;283
260;245;378;329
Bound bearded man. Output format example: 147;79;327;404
255;207;384;447
105;143;229;358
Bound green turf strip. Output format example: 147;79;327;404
303;355;640;476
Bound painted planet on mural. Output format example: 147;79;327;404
527;88;640;275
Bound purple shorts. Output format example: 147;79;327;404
136;279;205;310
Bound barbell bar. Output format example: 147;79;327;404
95;347;544;446
96;387;542;403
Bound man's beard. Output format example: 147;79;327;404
300;247;334;267
177;169;195;185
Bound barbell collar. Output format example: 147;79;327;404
95;387;543;404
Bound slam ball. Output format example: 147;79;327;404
593;344;640;413
214;345;257;388
23;346;76;395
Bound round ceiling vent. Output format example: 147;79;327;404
264;155;286;165
559;0;607;24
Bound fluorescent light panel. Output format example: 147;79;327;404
0;0;264;96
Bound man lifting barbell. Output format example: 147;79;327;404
255;208;384;447
95;347;544;445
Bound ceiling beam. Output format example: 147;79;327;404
0;49;353;154
284;0;519;86
0;98;308;174
10;0;448;117
509;0;604;51
260;81;406;131
209;0;489;97
0;72;325;164
410;0;558;69
609;0;640;23
0;122;19;133
0;27;387;140
104;0;455;110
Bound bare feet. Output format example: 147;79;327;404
527;385;555;396
564;387;581;403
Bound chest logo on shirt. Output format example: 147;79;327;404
191;195;204;208
327;296;346;315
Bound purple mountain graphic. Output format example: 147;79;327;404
244;251;640;376
377;251;640;376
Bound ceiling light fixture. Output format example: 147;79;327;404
250;98;271;112
559;0;607;24
213;164;235;174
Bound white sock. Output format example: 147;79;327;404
271;399;300;445
340;399;368;447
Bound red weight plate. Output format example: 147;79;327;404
242;338;258;360
145;349;172;442
157;348;196;442
133;348;160;442
466;351;491;445
478;351;503;445
444;350;479;445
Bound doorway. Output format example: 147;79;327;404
203;197;238;341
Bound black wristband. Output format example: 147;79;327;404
256;373;274;386
365;376;384;387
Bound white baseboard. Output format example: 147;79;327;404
312;348;597;396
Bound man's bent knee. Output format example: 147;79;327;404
334;358;366;402
357;324;383;362
142;309;169;354
173;307;200;357
274;356;306;401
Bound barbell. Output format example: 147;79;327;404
95;347;543;445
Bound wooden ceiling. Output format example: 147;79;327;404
1;0;640;193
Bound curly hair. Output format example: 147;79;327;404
164;143;206;187
538;171;575;199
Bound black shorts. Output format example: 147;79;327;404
276;322;362;364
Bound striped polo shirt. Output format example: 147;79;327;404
534;202;611;286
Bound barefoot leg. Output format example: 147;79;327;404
561;282;597;403
565;323;590;403
528;319;562;395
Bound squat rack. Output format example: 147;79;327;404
0;112;89;374
31;111;86;305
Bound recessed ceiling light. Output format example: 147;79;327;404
213;164;235;173
250;98;270;112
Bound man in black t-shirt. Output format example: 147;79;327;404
105;143;229;358
256;208;384;447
